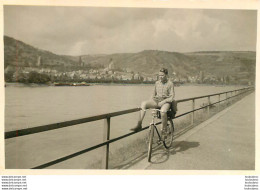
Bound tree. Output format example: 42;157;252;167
4;70;15;82
79;56;82;66
13;70;28;83
28;71;50;83
225;75;230;84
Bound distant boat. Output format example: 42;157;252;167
53;82;90;86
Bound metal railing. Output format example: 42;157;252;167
5;86;254;169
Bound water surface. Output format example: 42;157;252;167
5;83;242;168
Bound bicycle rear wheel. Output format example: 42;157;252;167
163;119;174;149
147;124;155;162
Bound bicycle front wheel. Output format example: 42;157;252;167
147;124;154;162
163;119;174;149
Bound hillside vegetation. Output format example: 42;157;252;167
185;51;255;81
4;36;78;69
4;35;256;84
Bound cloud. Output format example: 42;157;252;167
4;6;257;55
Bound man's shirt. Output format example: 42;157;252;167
153;79;174;103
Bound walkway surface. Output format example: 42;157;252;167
128;92;255;170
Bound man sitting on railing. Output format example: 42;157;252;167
130;68;175;139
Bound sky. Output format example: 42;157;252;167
4;6;257;56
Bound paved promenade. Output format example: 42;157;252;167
129;92;255;170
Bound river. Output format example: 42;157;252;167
4;83;243;169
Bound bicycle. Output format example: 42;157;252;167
147;108;175;162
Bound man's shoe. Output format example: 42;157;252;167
130;123;142;132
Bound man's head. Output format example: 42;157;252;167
159;68;168;83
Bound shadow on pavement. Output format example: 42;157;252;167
169;141;200;154
113;141;200;168
149;150;169;164
149;141;200;164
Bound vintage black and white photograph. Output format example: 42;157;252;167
3;5;256;170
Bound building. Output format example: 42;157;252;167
79;56;84;67
121;73;133;80
108;58;115;70
36;56;41;67
134;73;141;80
199;71;204;83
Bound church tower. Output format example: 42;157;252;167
108;58;115;70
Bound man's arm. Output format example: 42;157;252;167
158;82;175;106
151;82;157;100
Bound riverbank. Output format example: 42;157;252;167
5;82;249;88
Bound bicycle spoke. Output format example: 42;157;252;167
163;120;174;149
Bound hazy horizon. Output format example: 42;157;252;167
5;34;257;57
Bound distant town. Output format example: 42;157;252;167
4;56;250;86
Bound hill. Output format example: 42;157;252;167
78;50;198;76
78;50;255;82
184;51;255;82
4;36;78;69
4;35;256;84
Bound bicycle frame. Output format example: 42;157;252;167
150;108;169;140
147;109;174;162
150;111;163;141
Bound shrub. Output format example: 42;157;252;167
28;71;50;84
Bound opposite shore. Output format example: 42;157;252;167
5;82;249;88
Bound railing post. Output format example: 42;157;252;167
207;96;210;117
218;94;220;112
226;92;228;106
228;92;230;104
191;99;195;125
102;117;110;169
